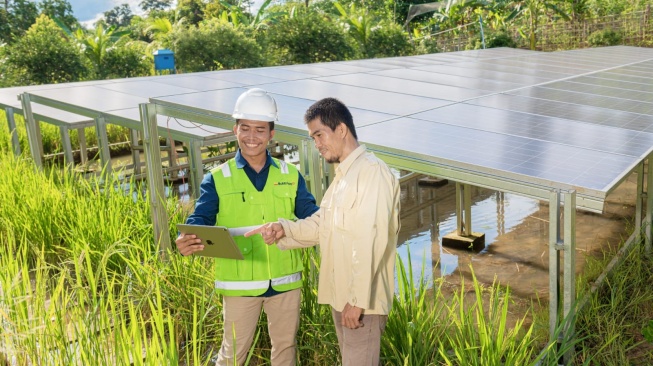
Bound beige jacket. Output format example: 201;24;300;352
278;145;400;315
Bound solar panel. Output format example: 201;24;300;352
147;75;244;91
316;73;491;101
16;45;653;210
468;93;653;133
357;117;639;192
564;76;653;93
411;102;653;157
413;64;551;84
372;68;524;91
508;87;653;115
260;79;453;115
542;80;653;103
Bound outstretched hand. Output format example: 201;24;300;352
244;222;285;244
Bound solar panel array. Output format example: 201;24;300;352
15;45;653;209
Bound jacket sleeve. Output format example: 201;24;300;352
294;172;319;219
185;173;219;226
276;210;321;249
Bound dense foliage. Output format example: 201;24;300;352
171;19;264;71
0;0;650;85
4;14;85;85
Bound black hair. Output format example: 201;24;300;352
303;98;357;140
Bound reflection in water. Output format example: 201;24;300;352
397;182;539;288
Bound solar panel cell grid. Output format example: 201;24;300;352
15;46;653;206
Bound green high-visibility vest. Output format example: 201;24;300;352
211;158;303;296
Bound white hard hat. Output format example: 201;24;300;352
232;88;278;122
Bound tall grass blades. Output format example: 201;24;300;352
382;249;446;365
297;247;340;365
437;268;538;366
574;242;653;364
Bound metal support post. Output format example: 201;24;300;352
301;139;325;204
417;178;424;227
647;157;653;253
636;163;644;241
549;190;562;342
19;93;43;168
130;129;141;175
5;107;21;156
94;116;112;176
455;183;473;236
562;190;577;365
140;103;171;259
78;127;88;165
187;139;204;200
168;137;178;180
59;126;74;167
549;189;577;364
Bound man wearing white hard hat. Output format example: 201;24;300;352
175;88;319;365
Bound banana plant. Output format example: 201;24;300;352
334;2;374;49
432;0;484;34
144;17;185;44
217;0;284;30
473;0;519;30
510;0;570;49
55;19;129;77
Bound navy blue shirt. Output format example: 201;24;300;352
186;150;319;226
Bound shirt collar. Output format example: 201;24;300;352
336;144;366;176
235;149;278;170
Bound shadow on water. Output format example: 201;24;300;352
397;181;539;288
396;173;636;302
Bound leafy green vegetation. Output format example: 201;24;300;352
1;0;652;90
1;1;653;362
3;119;652;363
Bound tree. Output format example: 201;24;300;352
511;0;570;49
171;19;263;71
264;9;355;64
7;0;38;40
5;14;86;85
102;40;153;78
103;3;134;28
140;0;173;13
176;0;206;25
365;21;414;58
39;0;78;28
0;8;11;42
70;23;131;78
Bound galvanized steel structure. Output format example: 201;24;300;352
15;46;653;361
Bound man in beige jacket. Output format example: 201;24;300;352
246;97;400;365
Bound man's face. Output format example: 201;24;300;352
307;118;344;164
233;119;275;160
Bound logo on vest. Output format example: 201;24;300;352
274;182;295;186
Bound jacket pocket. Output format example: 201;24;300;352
216;238;253;280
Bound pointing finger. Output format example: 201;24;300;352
244;225;266;237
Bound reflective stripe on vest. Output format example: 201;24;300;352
221;163;231;178
214;272;301;291
279;160;289;174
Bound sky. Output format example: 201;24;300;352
63;0;264;28
66;0;148;27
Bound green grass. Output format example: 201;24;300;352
1;110;131;162
1;122;650;364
